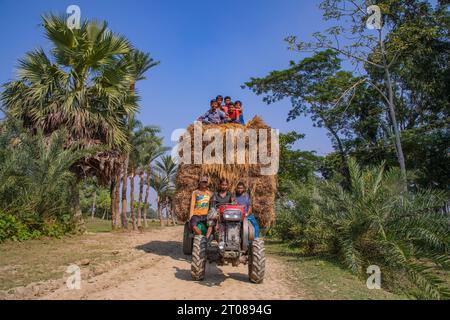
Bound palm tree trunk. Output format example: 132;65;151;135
165;197;170;226
110;177;117;230
121;155;129;229
130;167;136;230
157;196;163;227
137;170;145;228
114;174;121;228
143;172;151;228
71;182;86;234
170;200;177;225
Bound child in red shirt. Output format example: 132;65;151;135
227;103;240;123
221;96;232;114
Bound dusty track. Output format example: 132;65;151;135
42;226;305;300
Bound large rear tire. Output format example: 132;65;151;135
183;222;193;255
191;235;207;281
248;239;265;284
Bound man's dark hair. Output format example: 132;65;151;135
219;178;228;184
216;95;223;99
235;100;242;105
210;99;216;104
224;96;231;101
236;181;245;188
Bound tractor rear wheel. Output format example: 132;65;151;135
183;222;193;255
191;235;207;281
248;239;265;283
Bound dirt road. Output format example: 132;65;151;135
41;226;305;300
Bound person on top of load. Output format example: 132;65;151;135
198;100;226;124
221;96;232;114
225;103;240;123
215;95;224;108
189;176;212;235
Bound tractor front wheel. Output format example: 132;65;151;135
191;235;207;281
183;222;193;255
248;239;265;283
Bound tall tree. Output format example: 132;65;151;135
245;50;363;186
127;125;161;229
120;50;159;229
150;172;169;227
154;155;177;225
142;144;169;228
285;0;410;176
1;15;141;231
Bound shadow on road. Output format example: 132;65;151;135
136;240;189;262
173;264;250;287
136;240;251;287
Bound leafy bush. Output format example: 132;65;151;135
0;211;41;242
276;159;450;299
0;120;91;240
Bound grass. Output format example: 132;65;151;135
86;218;112;233
266;240;407;300
86;217;176;233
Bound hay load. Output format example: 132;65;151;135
173;116;278;228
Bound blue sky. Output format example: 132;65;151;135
0;0;333;155
0;0;337;210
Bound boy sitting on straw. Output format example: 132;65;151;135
226;103;240;123
235;100;245;125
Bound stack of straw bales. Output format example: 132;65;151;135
173;116;277;227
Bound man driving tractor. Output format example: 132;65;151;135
185;176;265;283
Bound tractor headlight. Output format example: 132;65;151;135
223;211;241;221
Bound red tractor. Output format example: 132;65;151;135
183;204;265;283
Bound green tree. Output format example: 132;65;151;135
119;50;159;229
245;50;362;186
1;15;144;232
154;155;178;226
142;144;169;227
0;120;94;235
277;159;449;299
278;132;319;195
127;125;163;229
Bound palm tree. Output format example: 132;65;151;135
141;144;169;228
0;121;95;231
119;50;159;229
127;125;162;229
136;128;165;228
153;155;178;226
309;159;449;299
1;15;149;232
150;172;170;227
120;117;142;230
